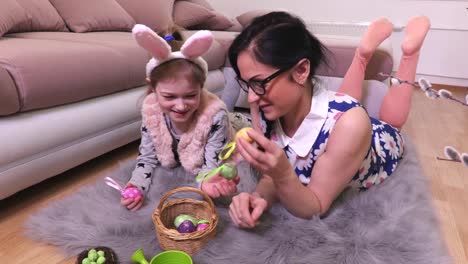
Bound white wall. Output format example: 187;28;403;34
209;0;468;86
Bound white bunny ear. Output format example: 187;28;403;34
180;30;213;59
132;24;171;60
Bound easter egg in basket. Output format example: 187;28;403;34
174;214;198;228
177;220;197;233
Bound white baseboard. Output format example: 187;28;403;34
414;74;468;88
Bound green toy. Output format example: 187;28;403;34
131;248;192;264
195;127;254;183
195;162;238;182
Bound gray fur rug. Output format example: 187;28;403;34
26;135;451;264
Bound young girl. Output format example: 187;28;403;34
227;12;430;227
121;25;239;211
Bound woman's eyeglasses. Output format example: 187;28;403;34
236;67;290;96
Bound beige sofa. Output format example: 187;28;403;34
0;0;393;200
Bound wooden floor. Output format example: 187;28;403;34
0;86;467;264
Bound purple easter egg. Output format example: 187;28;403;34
121;187;142;199
177;220;196;233
196;223;209;231
174;214;198;228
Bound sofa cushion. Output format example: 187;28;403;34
17;31;227;72
173;1;233;31
190;10;234;31
173;1;215;28
10;0;67;33
0;32;149;114
184;0;214;10
0;31;228;114
225;19;243;32
182;31;227;70
0;0;30;37
49;0;136;33
116;0;174;33
236;9;279;28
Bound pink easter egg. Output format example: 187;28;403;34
121;187;142;199
196;223;209;231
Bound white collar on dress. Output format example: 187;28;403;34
274;82;329;157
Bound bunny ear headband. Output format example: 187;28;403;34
132;24;213;78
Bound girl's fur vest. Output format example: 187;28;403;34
141;90;231;174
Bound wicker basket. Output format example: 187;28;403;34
153;187;218;255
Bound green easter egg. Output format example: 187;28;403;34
96;256;106;264
91;262;97;264
97;250;105;257
197;219;210;224
87;249;96;259
220;163;237;180
89;252;98;261
174;214;198;228
82;258;91;264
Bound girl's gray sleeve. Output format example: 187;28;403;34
200;110;230;173
221;67;241;112
128;125;160;196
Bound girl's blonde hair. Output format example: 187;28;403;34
146;25;206;94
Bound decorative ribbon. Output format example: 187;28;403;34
104;177;123;191
195;163;238;182
218;141;236;161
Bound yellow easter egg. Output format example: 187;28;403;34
235;127;253;143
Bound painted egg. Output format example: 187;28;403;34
174;214;198;228
196;223;209;231
96;256;106;264
177;220;196;233
220;163;238;180
121;187;142;200
390;77;401;86
235;127;253;143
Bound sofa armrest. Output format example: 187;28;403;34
236;9;286;28
215;32;393;79
0;67;21;115
315;34;393;81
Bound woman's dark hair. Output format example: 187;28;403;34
228;11;328;81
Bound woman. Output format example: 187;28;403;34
227;12;430;227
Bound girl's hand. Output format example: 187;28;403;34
229;192;267;228
120;183;144;211
201;173;240;198
236;129;294;184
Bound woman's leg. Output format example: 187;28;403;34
338;18;393;101
379;16;430;129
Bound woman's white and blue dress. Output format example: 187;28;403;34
262;83;405;191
